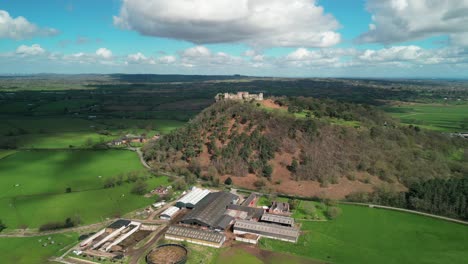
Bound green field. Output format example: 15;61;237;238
0;233;78;264
383;103;468;132
0;150;168;229
0;117;185;148
260;204;468;264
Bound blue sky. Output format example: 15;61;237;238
1;0;467;77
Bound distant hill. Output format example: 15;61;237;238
144;97;467;200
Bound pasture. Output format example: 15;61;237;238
0;150;168;229
260;204;468;264
383;103;468;132
0;233;78;264
0;116;185;149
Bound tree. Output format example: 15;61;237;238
224;177;233;185
65;187;72;193
326;206;342;220
263;164;273;178
288;159;298;173
131;180;148;195
103;177;116;188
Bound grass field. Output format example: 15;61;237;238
0;150;168;229
383;103;468;132
260;204;468;264
0;232;78;264
0;117;185;148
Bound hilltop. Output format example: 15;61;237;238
143;97;466;199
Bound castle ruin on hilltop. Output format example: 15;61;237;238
215;92;264;102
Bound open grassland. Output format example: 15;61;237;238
383;103;468;132
0;150;168;229
0;233;78;264
0;116;185;148
260;204;468;264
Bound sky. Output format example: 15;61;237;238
1;0;468;78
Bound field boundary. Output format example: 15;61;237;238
340;202;468;225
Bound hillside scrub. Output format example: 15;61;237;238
143;98;467;193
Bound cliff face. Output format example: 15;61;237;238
143;98;467;199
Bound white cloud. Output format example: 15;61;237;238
357;0;468;46
0;10;58;40
15;44;46;56
181;46;211;57
96;48;112;59
158;55;176;64
114;0;341;48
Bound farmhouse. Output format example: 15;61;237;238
269;201;290;214
215;92;264;102
181;191;239;230
176;187;210;208
160;206;180;220
165;225;226;248
233;219;300;243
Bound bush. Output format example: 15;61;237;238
0;220;6;232
224;177;233;185
253;179;266;189
65;187;72;193
131;180;148;195
326;206;342;220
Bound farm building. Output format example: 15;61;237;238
165;225;226;248
234;220;299;243
269;201;290;214
260;213;295;227
181;191;238;230
241;193;259;207
80;220;142;252
226;204;264;221
160;206;180;220
176;187;210;208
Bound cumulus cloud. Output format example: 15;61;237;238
15;44;46;56
113;0;341;48
96;48;112;59
0;10;58;40
357;0;468;46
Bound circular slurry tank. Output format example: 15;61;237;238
146;244;188;264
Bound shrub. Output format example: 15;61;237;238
326;206;342;220
224;177;233;185
131;180;148;195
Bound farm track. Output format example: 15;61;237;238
341;202;468;225
0;220;114;238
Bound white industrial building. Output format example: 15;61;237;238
160;206;180;220
176;187;210;208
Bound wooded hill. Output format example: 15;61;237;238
143;97;467;217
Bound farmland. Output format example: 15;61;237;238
260;204;468;264
0;150;168;229
0;233;78;264
383;103;468;132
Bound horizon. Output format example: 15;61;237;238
1;1;468;78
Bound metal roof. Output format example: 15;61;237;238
241;193;258;206
107;219;131;229
234;220;299;240
181;192;238;228
161;206;180;217
166;225;225;244
260;213;294;226
177;187;210;207
227;204;264;220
